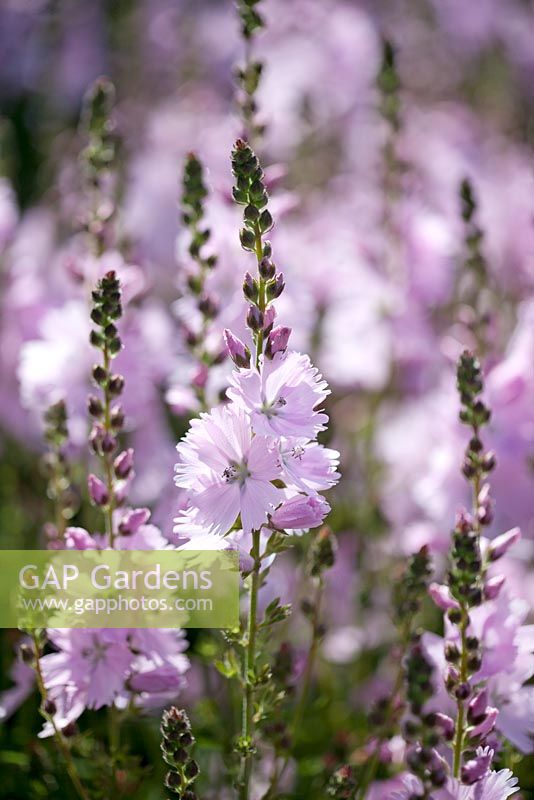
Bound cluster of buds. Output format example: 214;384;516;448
392;545;433;628
41;400;79;542
403;635;448;795
235;0;265;143
161;708;199;800
377;39;401;134
79;77;117;252
326;765;357;799
457;351;494;488
307;525;337;578
87;271;129;540
231;139;286;364
446;510;484;615
179;153;223;407
458;179;493;350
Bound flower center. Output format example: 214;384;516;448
222;461;250;486
291;445;305;460
261;395;286;417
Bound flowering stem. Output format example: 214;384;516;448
239;529;261;800
31;633;90;800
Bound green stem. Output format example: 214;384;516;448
31;633;90;800
239;529;261;800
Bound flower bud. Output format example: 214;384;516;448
266;325;291;359
267;272;284;299
243;272;258;301
461;748;492;785
118;507;151;536
246;305;263;331
108;374;125;396
88;474;109;506
271;495;330;531
114;448;134;479
223;329;251;369
487;527;521;561
259;257;275;279
88;395;103;417
434;713;455;740
429;583;460;612
483;575;505;601
468;689;488;725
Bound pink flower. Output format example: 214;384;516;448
279;438;340;493
174;406;285;535
270;494;330;531
227;350;329;438
224;329;251;368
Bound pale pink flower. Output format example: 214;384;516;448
174;406;285;535
279;438;340;493
227;350;329;438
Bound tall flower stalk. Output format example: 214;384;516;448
177;153;222;411
447;351;495;778
231;138;280;799
235;0;265;145
88;269;125;546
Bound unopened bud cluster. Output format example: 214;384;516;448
87;271;130;534
403;635;448;795
161;707;199;800
231;139;285;361
80;77;116;184
235;0;265;142
307;526;337;578
41;400;79;538
79;77;117;252
179;153;224;401
377;40;401;134
392;545;432;628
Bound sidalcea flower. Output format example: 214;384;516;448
174;405;285;535
270;494;330;531
227;350;329;438
279;438;340;493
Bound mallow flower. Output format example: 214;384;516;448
227;350;329;438
174;405;285;535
